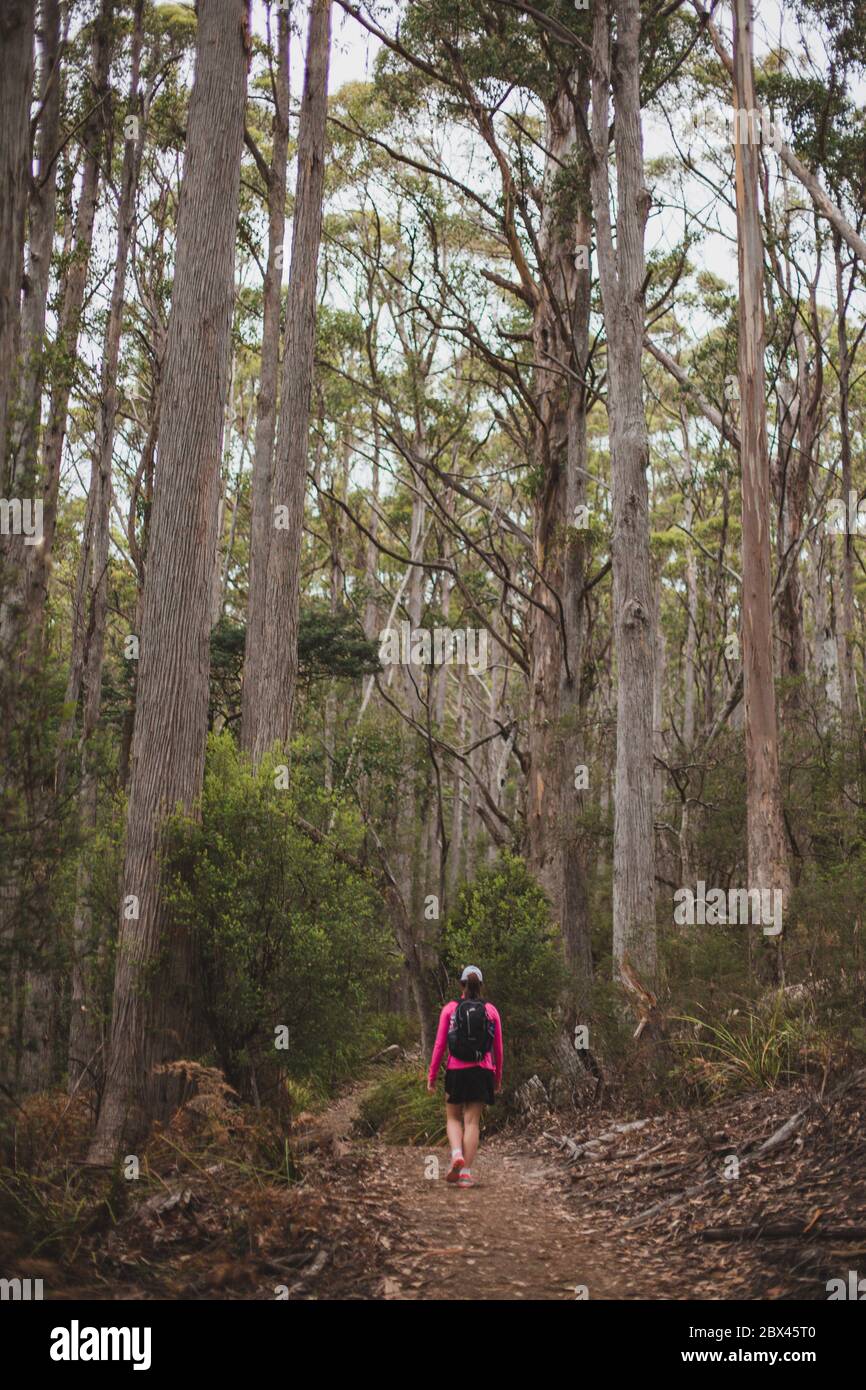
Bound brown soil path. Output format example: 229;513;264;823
304;1080;642;1301
365;1135;625;1300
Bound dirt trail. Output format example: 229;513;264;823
305;1081;638;1301
368;1137;624;1300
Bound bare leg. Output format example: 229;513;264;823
445;1102;464;1156
462;1101;482;1167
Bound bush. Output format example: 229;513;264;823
355;1068;446;1145
439;851;566;1095
163;733;396;1101
673;995;836;1101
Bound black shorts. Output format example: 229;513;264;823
444;1066;496;1105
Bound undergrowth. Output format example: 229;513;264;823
355;1069;449;1146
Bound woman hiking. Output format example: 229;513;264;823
427;966;503;1187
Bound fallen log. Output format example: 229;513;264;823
543;1118;653;1163
542;1131;583;1159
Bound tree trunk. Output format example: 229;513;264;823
16;2;115;1092
731;0;790;942
0;0;34;487
770;306;817;712
89;0;249;1161
448;664;467;895
322;452;345;791
681;407;699;747
24;0;115;652
526;69;593;991
653;573;667;815
2;0;60;742
67;0;147;1092
10;0;61;501
244;0;332;761
810;534;841;732
362;426;380;641
0;0;36;1094
240;2;290;753
394;486;425;930
590;0;657;989
834;234;859;743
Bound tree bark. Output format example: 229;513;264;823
0;0;37;1093
525;68;593;991
244;0;332;761
764;181;820;714
809;534;840;731
240;2;290;753
590;0;657;989
834;234;859;743
680;406;699;748
24;0;115;652
362;424;380;641
731;0;790;944
17;2;113;1093
10;0;62;501
67;0;147;1092
0;0;34;487
89;0;250;1161
448;664;467;895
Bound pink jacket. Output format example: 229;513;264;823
428;999;503;1088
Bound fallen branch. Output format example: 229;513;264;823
542;1119;652;1163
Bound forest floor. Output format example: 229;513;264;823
4;1065;866;1301
303;1109;625;1300
276;1064;866;1301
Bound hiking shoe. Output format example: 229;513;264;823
445;1155;465;1183
457;1172;476;1188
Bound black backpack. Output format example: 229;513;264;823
447;998;495;1063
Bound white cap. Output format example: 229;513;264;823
460;965;483;983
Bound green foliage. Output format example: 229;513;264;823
356;1068;447;1146
297;605;381;682
440;852;565;1093
0;650;80;1065
0;1168;119;1260
208;609;380;729
152;2;197;40
673;998;833;1101
163;734;395;1098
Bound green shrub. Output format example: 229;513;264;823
439;851;566;1094
163;733;396;1100
356;1068;447;1145
673;996;835;1101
